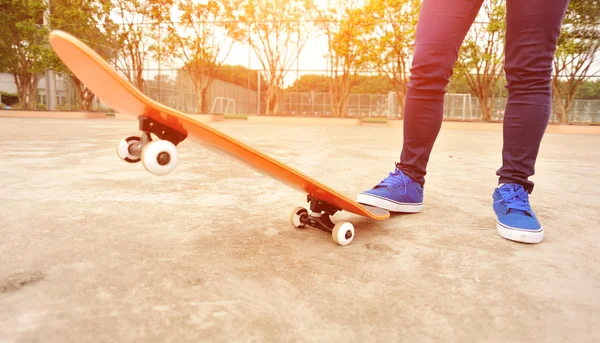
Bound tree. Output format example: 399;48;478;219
574;78;600;100
156;0;234;113
226;0;317;115
350;74;394;94
287;74;331;93
360;0;421;119
214;64;267;91
145;73;176;105
552;0;600;123
316;0;366;117
50;0;117;110
454;0;506;121
0;0;51;110
111;0;155;91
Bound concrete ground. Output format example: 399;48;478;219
0;117;599;342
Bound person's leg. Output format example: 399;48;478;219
357;0;484;212
493;0;569;243
398;0;484;185
497;0;569;192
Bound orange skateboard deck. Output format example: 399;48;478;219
49;30;389;245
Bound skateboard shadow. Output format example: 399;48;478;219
349;210;414;229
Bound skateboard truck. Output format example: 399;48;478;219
137;116;187;146
305;194;340;231
116;116;188;176
290;194;355;246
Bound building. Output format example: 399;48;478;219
0;73;70;108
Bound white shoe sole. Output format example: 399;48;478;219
357;193;423;213
496;221;544;244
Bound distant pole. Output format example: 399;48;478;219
296;20;300;115
257;70;261;115
158;24;162;103
44;0;56;110
247;25;251;89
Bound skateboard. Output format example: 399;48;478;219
48;30;389;246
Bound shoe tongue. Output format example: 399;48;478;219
374;169;404;188
506;207;531;216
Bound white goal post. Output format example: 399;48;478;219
211;97;236;114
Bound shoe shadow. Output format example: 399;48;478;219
389;212;416;218
347;210;415;230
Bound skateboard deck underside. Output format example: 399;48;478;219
48;30;389;221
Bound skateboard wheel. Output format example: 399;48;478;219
332;222;354;246
117;136;141;163
141;140;178;176
290;207;308;228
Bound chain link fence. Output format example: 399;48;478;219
140;69;258;115
24;70;600;124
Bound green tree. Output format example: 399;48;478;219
287;74;333;93
0;0;52;109
574;79;600;100
316;0;366;117
111;0;156;91
214;65;267;91
361;0;421;119
155;0;234;113
226;0;317;115
454;0;506;121
49;0;116;110
552;0;600;122
288;73;395;94
350;75;394;94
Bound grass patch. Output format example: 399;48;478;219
224;113;248;120
361;116;388;123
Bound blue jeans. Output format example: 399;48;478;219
397;0;569;193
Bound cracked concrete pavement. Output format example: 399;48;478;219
1;117;599;342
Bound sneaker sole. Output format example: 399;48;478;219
496;221;544;244
356;194;423;213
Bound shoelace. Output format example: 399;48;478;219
375;169;411;192
499;184;531;213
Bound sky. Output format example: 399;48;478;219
147;29;600;88
141;0;600;87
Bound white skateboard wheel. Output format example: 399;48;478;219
290;207;308;228
117;136;141;163
332;222;355;246
141;140;178;176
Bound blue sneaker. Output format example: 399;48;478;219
356;167;424;212
493;183;544;244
